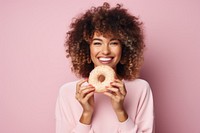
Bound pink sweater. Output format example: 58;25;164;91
55;79;154;133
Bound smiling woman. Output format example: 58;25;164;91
65;2;144;80
56;2;154;133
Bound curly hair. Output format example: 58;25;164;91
65;2;145;80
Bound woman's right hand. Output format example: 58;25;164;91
76;79;95;124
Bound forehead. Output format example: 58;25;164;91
93;31;117;39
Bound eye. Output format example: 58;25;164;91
110;41;120;45
93;42;102;45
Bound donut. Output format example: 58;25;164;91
88;65;116;92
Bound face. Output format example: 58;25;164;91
90;32;122;70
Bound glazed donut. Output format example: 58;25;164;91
88;65;115;92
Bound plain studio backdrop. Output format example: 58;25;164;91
0;0;200;133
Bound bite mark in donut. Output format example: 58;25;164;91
88;65;115;92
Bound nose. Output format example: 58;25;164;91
101;45;110;55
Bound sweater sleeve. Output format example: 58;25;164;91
55;86;93;133
118;81;154;133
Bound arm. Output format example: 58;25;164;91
104;80;154;133
75;79;95;125
119;82;154;133
55;81;95;133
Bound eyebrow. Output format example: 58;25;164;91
92;38;119;41
92;38;102;41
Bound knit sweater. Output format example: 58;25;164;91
55;79;154;133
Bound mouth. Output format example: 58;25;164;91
98;57;113;64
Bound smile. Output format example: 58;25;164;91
99;57;112;61
98;57;113;64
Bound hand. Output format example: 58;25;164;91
76;79;95;124
103;79;128;122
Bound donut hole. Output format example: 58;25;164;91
98;74;105;83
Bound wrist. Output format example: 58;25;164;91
115;110;128;122
80;111;93;125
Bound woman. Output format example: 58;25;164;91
56;2;154;133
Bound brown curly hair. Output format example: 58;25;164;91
65;2;145;80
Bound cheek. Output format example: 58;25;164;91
90;47;98;57
112;50;122;65
114;47;122;57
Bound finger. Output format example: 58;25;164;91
80;86;95;95
84;91;95;101
115;79;127;95
105;87;117;96
76;86;94;101
80;86;95;98
103;92;117;101
110;81;123;88
76;79;88;92
112;78;123;83
119;86;126;96
106;86;119;93
110;81;126;96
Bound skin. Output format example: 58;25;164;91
75;32;128;125
89;32;122;71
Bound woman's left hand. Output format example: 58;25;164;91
103;79;128;122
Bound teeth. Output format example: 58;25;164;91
99;57;112;61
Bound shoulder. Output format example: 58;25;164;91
124;78;152;95
124;78;150;89
124;79;153;106
58;80;79;97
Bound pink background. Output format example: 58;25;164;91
1;0;200;133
